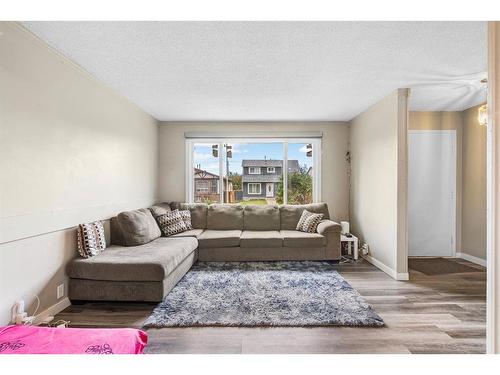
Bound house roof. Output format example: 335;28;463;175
242;175;281;183
242;159;282;167
194;167;218;179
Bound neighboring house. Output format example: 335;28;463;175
241;159;299;200
194;167;233;203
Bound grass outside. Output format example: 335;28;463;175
237;199;268;206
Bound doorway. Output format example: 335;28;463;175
266;183;274;198
408;130;457;257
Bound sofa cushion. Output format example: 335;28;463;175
197;229;242;248
67;237;198;282
170;203;208;229
280;230;326;248
110;209;161;246
243;205;280;231
240;230;283;248
280;203;330;230
207;204;244;230
171;229;204;238
148;202;171;217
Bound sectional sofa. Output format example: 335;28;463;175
67;203;341;302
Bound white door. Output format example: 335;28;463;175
266;183;274;197
408;130;456;257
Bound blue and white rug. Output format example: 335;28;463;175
143;261;384;327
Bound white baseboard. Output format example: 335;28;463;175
456;252;487;267
33;297;71;325
362;254;409;281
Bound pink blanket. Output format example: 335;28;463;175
0;325;147;354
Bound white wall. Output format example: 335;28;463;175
0;22;159;324
349;89;409;279
158;122;350;222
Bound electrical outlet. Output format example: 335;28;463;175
57;284;64;299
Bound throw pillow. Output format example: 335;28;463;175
156;210;188;236
296;210;324;233
178;210;193;230
77;221;106;258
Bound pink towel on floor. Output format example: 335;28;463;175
0;325;148;354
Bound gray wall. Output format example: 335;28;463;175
350;89;409;279
158;122;350;222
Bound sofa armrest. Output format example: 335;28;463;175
317;220;341;235
317;220;341;260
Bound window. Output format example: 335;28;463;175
248;183;261;195
249;167;261;174
186;138;321;205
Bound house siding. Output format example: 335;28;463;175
243;166;283;176
243;182;279;199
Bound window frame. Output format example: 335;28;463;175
267;167;276;173
248;166;261;174
248;182;262;195
186;138;321;204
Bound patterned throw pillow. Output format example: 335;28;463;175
296;210;324;233
77;221;106;258
178;210;193;230
156;210;188;236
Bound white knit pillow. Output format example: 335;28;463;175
156;210;188;236
77;221;106;258
296;210;324;233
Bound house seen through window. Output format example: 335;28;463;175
189;139;319;205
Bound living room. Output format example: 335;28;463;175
1;1;500;372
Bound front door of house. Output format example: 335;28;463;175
266;183;274;197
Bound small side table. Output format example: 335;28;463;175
341;234;359;260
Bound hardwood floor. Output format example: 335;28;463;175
55;258;486;354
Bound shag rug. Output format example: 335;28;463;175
143;261;384;328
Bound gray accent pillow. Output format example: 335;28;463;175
148;203;171;217
280;203;330;230
170;203;208;229
296;210;324;233
243;205;280;231
156;210;188;236
110;209;161;246
207;204;244;230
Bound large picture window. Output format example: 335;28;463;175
186;137;321;205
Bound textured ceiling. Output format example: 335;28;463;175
23;21;487;121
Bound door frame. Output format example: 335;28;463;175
408;129;457;258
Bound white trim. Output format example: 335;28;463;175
32;297;71;326
218;141;224;203
248;183;262;195
362;254;409;281
487;21;497;354
283;142;288;204
185;137;322;204
267;167;276;173
248;167;261;174
456;252;487;267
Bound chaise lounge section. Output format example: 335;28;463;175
67;202;341;302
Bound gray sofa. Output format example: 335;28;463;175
67;202;341;302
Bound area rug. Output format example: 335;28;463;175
409;257;484;276
143;261;384;328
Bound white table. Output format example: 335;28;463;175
341;234;359;260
